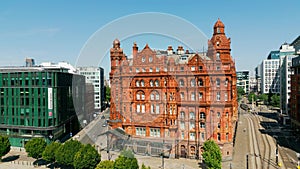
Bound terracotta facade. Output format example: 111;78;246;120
109;19;238;159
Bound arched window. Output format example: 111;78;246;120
155;80;159;87
136;80;140;87
198;78;203;86
179;79;184;87
190;79;196;87
136;91;145;100
216;52;220;60
141;80;145;87
150;93;154;100
150;80;154;87
156;93;160;100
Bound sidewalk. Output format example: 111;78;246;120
0;147;46;169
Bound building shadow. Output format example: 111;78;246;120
1;155;19;162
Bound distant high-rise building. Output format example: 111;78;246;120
260;58;280;94
78;67;105;112
236;71;250;93
279;43;296;117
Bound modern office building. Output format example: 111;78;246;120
78;67;105;112
279;43;296;117
236;71;250;93
260;58;280;94
109;19;238;159
0;66;85;147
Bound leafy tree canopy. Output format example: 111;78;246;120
248;92;257;103
96;160;114;169
25;138;46;159
55;139;83;167
141;163;151;169
0;135;10;161
73;144;101;169
114;149;139;169
42;142;61;163
202;140;222;169
270;94;280;107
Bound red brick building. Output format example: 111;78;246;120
109;19;238;159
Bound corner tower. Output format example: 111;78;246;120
208;19;232;62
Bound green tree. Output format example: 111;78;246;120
0;135;10;162
105;86;111;103
141;163;151;169
247;92;257;103
73;144;101;169
202;140;222;169
55;139;83;167
258;94;268;104
96;160;114;169
114;149;139;169
42;142;61;163
270;94;280;107
25;138;46;159
237;87;245;101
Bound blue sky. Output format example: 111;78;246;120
0;1;299;76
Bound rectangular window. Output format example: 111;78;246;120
142;68;146;72
216;92;221;101
142;104;145;113
199;66;203;70
156;104;160;114
191;66;195;71
181;132;185;139
199;92;203;100
190;121;195;130
137;104;140;113
180;92;184;100
190;132;195;140
156;67;159;72
201;133;205;141
136;127;146;136
150;128;160;137
136;68;139;73
151;104;154;114
225;93;228;101
149;68;153;72
191;92;195;101
180;121;185;130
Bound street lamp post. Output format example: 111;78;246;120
246;154;249;169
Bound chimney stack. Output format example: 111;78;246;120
133;42;138;57
167;45;173;55
177;46;184;55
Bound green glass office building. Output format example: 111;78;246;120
0;67;85;147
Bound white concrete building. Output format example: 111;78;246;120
279;43;296;116
260;59;280;94
78;67;105;112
